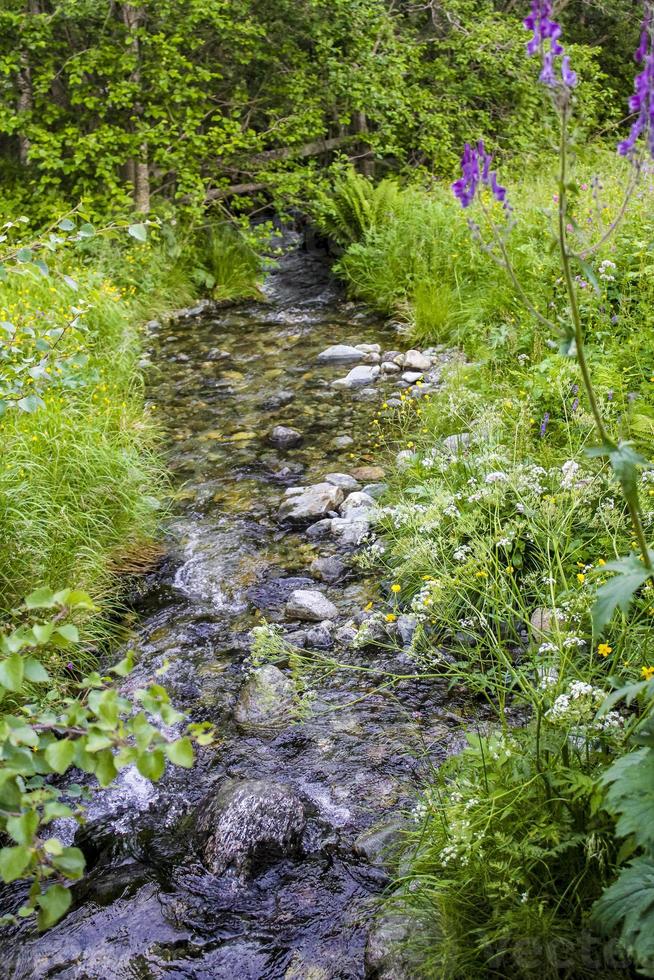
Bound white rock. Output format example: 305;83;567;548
331;365;380;390
324;473;361;491
381;361;400;375
403;349;431;372
279;483;345;523
284;486;307;497
339;491;376;519
396;449;416;470
286;590;338;622
355;343;381;354
362;352;381;364
331;518;370;546
317;344;365;364
402;371;423;384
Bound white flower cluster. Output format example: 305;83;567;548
560;460;581;490
599;259;616;282
546;679;623;735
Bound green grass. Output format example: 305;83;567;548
327;154;654;976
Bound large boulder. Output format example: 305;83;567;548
364;907;418;979
279;483;345;523
197;779;306;877
286;589;338;622
233;665;293;728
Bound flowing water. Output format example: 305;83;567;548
2;237;464;979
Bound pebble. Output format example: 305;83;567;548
351;465;385;481
316;344;365;364
331;435;354;449
331;365;380;389
269;425;303;449
401;371;423;384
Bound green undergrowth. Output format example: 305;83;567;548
0;218;262;641
324;159;654;976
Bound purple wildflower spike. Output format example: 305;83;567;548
451;140;508;209
524;0;576;89
618;4;654;159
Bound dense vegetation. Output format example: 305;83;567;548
2;0;654;975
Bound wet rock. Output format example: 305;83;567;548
305;621;334;649
286;589;338;622
316;344;365;363
397;614;418;647
334;624;358;647
354;387;379;401
331;365;380;389
331;518;369;547
197;779;306;877
205;347;232;361
286;630;308;649
339;491;376;520
383;350;403;364
356;343;381;354
270;425;303;450
263;389;295;410
362;351;381;365
354;816;407;868
402;371;423;384
233;665;294;728
305;518;334;540
176;299;211;319
310;555;347;583
331;434;354;449
443;432;471;455
364;906;418;979
324;472;360;491
381;361;400;375
403;349;431;372
279;483;345;523
352;465;385;482
144;318;161;332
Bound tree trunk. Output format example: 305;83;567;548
122;3;150;212
353;111;374;179
16;0;40;167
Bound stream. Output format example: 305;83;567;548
2;236;465;979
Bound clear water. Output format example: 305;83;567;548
1;239;464;979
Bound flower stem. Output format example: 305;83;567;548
557;106;652;572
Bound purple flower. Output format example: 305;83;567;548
607;390;614;401
540;412;550;437
452;140;507;208
571;397;579;413
618;5;654;158
524;0;577;89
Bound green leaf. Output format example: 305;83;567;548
128;222;147;242
165;736;194;768
45;739;76;775
78;223;95;239
601;748;654;851
593;856;654;974
0;845;32;883
136;748;165;781
93;749;118;787
16;247;33;263
6;810;39;846
32;623;54;644
51;846;85;879
0;654;25;692
23;658;50;683
57;218;75;232
25;587;56;609
17;394;45;413
36;884;71;930
592;555;653;632
54;624;79;644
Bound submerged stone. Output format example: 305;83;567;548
233;665;294;728
269;425;303;449
317;344;365;363
197;779;306;877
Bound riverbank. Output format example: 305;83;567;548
325;166;654;975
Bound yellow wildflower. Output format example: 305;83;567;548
576;573;586;584
385;613;396;623
391;584;401;593
597;643;612;658
641;666;654;681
